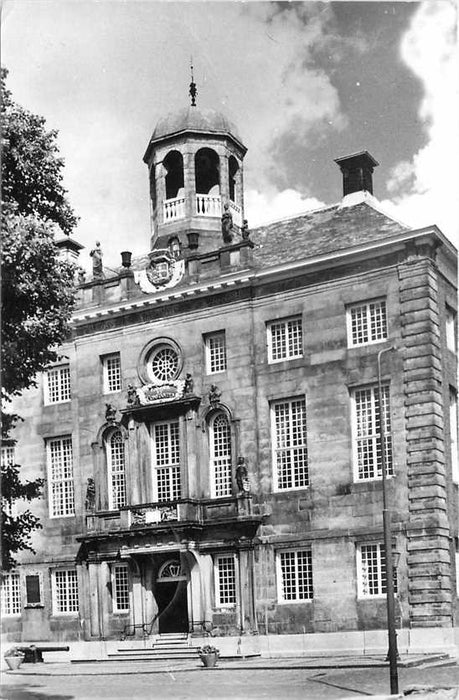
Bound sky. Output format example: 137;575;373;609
2;0;458;270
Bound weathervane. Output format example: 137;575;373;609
189;58;197;107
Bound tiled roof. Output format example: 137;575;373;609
250;201;409;268
116;200;409;278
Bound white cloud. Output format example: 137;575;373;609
245;188;325;228
382;1;459;248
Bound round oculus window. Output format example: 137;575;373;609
148;345;179;383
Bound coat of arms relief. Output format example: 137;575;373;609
134;242;185;293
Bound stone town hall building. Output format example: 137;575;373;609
1;97;458;656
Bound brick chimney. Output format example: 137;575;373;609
334;151;379;197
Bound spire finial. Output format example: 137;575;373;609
189;58;197;107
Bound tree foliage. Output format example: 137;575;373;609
1;68;78;235
1;67;78;570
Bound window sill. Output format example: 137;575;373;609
277;598;313;605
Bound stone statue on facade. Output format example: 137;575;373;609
105;403;117;422
90;241;104;279
184;373;194;395
127;384;139;406
236;456;251;493
241;219;250;240
221;203;233;244
209;384;222;408
85;478;95;512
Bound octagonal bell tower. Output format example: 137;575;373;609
143;81;247;255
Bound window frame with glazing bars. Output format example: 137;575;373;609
112;563;130;613
267;316;303;364
51;568;79;615
102;353;122;394
351;384;393;482
151;418;181;502
46;436;75;518
209;411;233;498
44;365;71;405
346;299;388;348
357;542;398;598
214;553;237;607
276;548;313;603
271;396;308;491
205;330;227;375
106;429;127;510
0;572;22;616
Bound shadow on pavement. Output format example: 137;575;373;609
0;683;74;700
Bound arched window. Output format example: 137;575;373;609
164;150;184;200
209;412;232;498
107;430;126;510
195;148;220;195
229;156;239;203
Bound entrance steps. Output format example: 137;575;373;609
107;633;200;662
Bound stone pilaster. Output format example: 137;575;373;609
399;253;452;627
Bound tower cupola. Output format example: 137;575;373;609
143;88;247;254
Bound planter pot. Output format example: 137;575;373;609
200;653;218;668
5;656;24;670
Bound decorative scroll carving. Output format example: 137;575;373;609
130;505;178;527
136;379;185;406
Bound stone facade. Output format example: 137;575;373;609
2;106;458;649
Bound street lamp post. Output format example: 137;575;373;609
377;346;399;696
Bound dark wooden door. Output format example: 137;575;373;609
156;579;188;633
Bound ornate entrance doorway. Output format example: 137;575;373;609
156;559;189;634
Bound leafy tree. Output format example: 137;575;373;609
1;67;78;570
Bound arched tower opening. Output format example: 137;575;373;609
164;150;184;200
228;156;239;203
195;148;221;218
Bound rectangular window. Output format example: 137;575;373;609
152;420;180;502
1;445;15;467
1;572;21;616
347;299;387;347
2;446;17;516
450;387;458;483
52;569;79;614
44;365;71;405
267;317;303;363
205;332;227;374
215;554;236;606
352;385;393;481
357;543;397;597
446;306;457;352
271;397;308;490
112;564;130;612
25;574;42;607
47;436;75;517
102;353;122;393
277;549;313;602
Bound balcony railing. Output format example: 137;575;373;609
196;194;221;217
163;196;186;222
85;495;257;534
